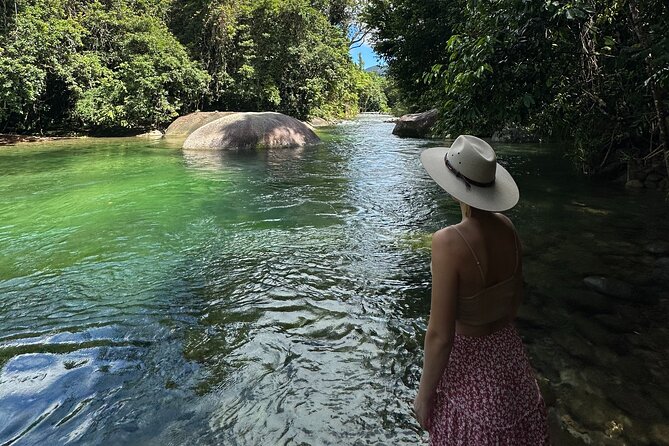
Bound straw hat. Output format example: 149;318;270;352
420;135;519;212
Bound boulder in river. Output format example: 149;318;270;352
165;111;236;137
392;109;438;138
183;112;320;150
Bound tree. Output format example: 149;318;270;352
364;0;669;175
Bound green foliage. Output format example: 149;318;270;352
365;0;669;172
171;0;364;121
0;0;208;132
73;10;209;128
351;68;389;112
1;0;390;132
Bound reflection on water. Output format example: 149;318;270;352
0;116;668;445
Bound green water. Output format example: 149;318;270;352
1;115;668;445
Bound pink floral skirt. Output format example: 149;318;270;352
429;323;549;445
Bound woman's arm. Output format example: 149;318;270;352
414;228;459;430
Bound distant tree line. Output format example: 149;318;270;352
364;0;669;174
0;0;389;134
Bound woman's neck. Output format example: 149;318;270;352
460;202;490;221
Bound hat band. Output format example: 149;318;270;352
444;156;495;190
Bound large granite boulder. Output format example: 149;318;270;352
183;112;320;150
392;109;438;138
164;111;236;137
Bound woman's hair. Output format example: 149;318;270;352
462;203;472;218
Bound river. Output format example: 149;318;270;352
1;114;668;445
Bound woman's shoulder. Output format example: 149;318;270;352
493;212;516;231
432;225;463;249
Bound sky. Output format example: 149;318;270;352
349;43;384;69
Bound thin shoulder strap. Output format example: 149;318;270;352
452;225;486;282
500;214;520;274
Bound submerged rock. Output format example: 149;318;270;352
392;109;438;138
183;112;320;150
583;276;633;300
165;111;236;137
608;385;664;421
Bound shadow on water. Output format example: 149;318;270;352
0;115;668;445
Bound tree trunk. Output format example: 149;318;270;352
628;0;669;189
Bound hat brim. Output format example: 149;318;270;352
420;146;519;212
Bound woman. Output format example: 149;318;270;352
414;135;549;445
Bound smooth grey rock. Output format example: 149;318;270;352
583;276;633;300
183;112;320;150
165;111;236;137
391;109;438;138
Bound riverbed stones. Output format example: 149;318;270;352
548;409;591;446
562;288;611;314
594;313;637;333
554;332;594;361
165;111;236;137
651;424;669;446
573;315;618;348
391;109;438;138
583;276;633;300
537;376;557;406
562;387;619;431
608;385;664;421
653;257;669;283
182;112;320;150
645;241;669;255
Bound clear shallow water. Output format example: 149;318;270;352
0;115;668;445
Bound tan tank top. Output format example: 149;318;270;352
452;225;521;326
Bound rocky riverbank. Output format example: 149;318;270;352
0;134;77;146
518;228;669;445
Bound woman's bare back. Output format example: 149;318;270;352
442;212;523;337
